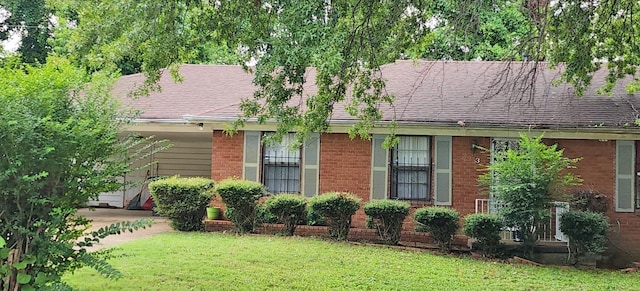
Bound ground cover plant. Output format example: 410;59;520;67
62;233;640;290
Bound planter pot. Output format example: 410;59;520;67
206;207;221;220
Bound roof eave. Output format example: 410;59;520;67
181;115;640;140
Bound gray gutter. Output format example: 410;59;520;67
183;114;640;133
132;118;190;124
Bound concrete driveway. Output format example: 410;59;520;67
77;208;172;251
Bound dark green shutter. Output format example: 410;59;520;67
434;136;452;206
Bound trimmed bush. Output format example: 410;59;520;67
463;213;504;256
306;206;326;226
256;203;278;224
308;192;361;240
364;200;410;245
215;178;266;233
149;176;215;231
560;210;609;265
414;207;460;251
264;194;308;235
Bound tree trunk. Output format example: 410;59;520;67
3;248;21;291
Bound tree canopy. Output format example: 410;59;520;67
4;0;638;141
60;0;639;142
0;0;51;64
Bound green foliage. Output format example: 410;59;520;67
69;0;431;143
305;206;326;226
0;57;155;289
420;0;534;61
264;194;308;236
149;176;215;231
571;190;609;214
308;192;361;240
256;203;278;224
363;200;410;245
449;0;640;95
0;0;52;64
215;178;266;233
414;207;460;252
67;0;640;148
559;210;609;265
480;134;581;256
463;213;504;257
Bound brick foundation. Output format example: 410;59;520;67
204;219;469;250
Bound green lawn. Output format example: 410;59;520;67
64;232;639;290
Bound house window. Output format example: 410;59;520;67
262;133;301;193
390;136;430;200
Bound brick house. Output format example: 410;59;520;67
111;60;640;266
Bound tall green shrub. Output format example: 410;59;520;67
215;178;266;233
149;176;216;231
480;134;581;256
364;200;410;245
264;194;308;236
560;210;609;265
414;207;460;251
0;57;155;290
463;213;504;256
308;192;361;240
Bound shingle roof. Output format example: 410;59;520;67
115;60;640;129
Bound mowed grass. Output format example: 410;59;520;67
64;232;639;290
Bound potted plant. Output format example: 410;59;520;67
206;206;221;220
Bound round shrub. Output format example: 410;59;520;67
308;192;361;240
149;176;215;231
364;200;410;245
414;207;460;251
215;178;266;233
560;210;609;264
265;194;308;236
463;213;504;256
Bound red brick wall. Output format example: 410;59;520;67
451;136;492;217
318;133;372;197
561;139;640;265
207;131;640;264
209;130;244;209
211;130;244;181
318;133;372;227
452;137;640;264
